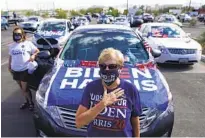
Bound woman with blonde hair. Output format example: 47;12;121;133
76;48;142;137
8;27;39;111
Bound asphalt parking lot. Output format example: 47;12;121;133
1;22;205;137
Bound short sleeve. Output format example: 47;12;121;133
131;85;142;117
29;41;38;54
80;84;91;109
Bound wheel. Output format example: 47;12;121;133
167;126;173;137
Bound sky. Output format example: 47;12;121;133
1;0;205;10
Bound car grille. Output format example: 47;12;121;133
168;48;196;55
37;38;58;45
57;106;150;131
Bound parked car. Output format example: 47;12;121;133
130;15;144;27
142;13;154;23
139;23;202;65
178;14;192;22
77;17;90;26
113;17;130;27
20;16;43;31
1;16;9;30
97;15;110;24
32;19;74;57
92;13;100;18
27;24;174;137
107;15;114;22
158;14;182;28
7;15;26;25
198;14;205;22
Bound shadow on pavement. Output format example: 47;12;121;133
157;63;194;72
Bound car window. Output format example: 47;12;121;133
39;21;66;32
28;17;38;21
142;26;149;35
60;30;149;64
150;25;186;38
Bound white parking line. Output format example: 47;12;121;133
1;61;8;66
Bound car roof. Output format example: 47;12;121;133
74;24;133;32
43;18;67;22
142;22;178;27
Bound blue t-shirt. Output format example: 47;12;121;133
80;79;142;137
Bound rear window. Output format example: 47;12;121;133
60;29;149;65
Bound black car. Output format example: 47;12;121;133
23;25;174;137
198;14;205;22
130;16;144;27
143;13;154;23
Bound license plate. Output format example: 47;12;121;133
179;58;189;63
43;45;50;49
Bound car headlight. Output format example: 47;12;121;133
140;108;161;129
158;46;168;54
36;71;64;127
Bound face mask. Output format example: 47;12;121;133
13;34;22;42
99;69;119;86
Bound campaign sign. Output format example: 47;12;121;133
46;66;168;110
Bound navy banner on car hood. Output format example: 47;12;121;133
46;64;169;111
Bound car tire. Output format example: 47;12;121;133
167;127;173;137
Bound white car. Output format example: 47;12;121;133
20;16;43;31
77;17;89;26
158;14;182;27
139;23;202;65
113;17;130;27
32;19;73;50
179;14;192;22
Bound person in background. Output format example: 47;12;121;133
76;48;142;137
8;27;40;111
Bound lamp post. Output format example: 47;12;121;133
127;0;129;16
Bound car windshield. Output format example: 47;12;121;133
60;29;149;64
28;17;38;21
78;18;86;22
150;26;185;38
39;21;66;32
115;18;126;22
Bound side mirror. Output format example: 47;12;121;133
151;48;161;58
37;50;51;59
70;26;75;31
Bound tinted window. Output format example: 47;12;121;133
115;18;126;22
28;17;38;21
61;30;149;64
39;21;66;32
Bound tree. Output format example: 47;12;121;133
123;9;128;15
135;10;143;15
153;10;159;17
25;10;33;16
79;9;86;15
42;12;49;18
55;9;67;19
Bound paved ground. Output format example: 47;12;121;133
1;21;205;137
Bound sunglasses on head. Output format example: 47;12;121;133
99;64;119;70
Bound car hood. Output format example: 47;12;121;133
150;37;201;49
34;30;65;38
21;21;38;24
44;60;170;111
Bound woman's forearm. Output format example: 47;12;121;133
8;56;11;69
131;117;140;137
76;101;106;128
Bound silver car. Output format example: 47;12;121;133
20;16;43;31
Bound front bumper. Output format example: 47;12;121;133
156;51;202;64
33;102;174;137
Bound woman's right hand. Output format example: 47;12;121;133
101;87;124;107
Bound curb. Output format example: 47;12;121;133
201;55;205;63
